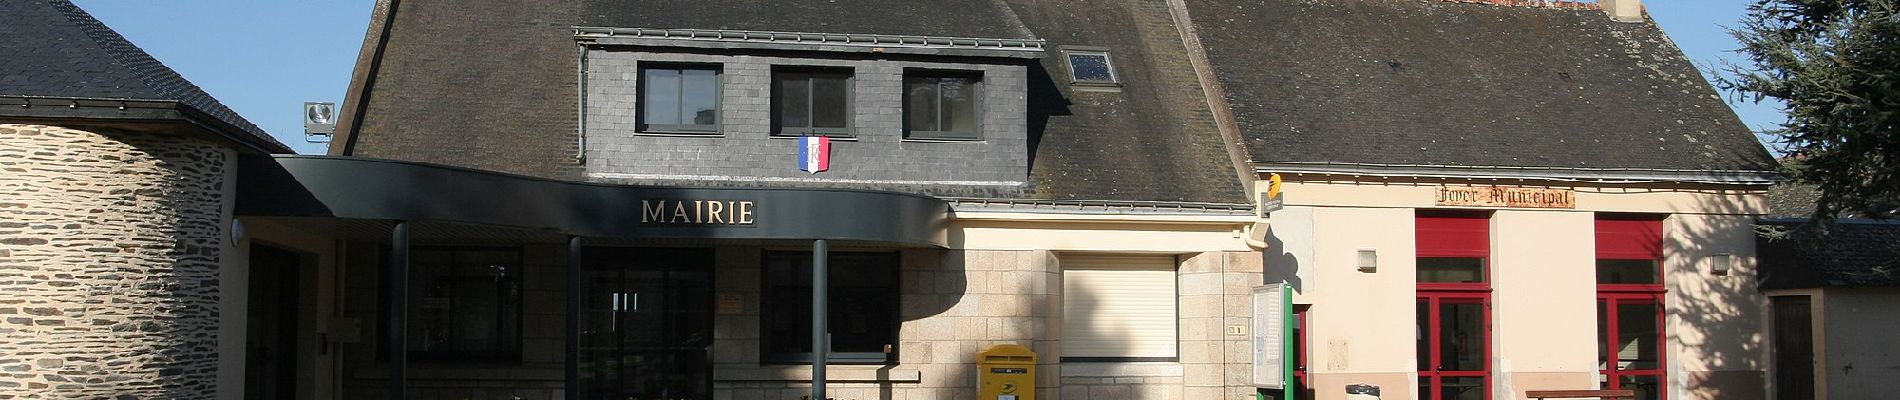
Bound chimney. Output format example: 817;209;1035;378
1598;0;1644;23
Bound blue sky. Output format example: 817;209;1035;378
72;0;1785;155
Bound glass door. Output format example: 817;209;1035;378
578;248;713;400
1417;293;1490;400
1598;294;1664;400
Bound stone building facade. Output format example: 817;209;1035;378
0;124;237;398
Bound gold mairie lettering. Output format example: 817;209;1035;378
706;201;726;223
737;201;755;224
672;202;690;223
642;200;666;223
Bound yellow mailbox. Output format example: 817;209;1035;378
976;344;1037;400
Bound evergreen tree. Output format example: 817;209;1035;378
1725;0;1900;220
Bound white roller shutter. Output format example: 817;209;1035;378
1060;254;1178;359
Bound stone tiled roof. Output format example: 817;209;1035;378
0;0;288;153
1184;0;1777;177
332;0;1249;203
1759;219;1900;288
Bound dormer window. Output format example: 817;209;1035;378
904;71;982;141
1062;46;1119;89
638;65;721;134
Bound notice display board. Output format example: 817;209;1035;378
1251;283;1287;389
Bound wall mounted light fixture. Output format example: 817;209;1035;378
1357;249;1378;273
1708;253;1734;276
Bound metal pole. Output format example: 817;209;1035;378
565;236;582;400
387;221;409;400
812;239;828;400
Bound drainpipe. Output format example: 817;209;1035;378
574;42;588;165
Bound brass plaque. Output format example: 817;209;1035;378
717;294;745;314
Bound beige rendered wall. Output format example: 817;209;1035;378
1295;206;1420;399
1820;288;1900;399
1490;210;1597;397
1665;214;1766;400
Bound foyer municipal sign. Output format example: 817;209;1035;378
1434;186;1576;209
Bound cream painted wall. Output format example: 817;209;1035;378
948;219;1253;252
1664;214;1768;400
1299;206;1419;376
1490;211;1597;395
1821;288;1900;399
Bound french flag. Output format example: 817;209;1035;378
797;136;830;174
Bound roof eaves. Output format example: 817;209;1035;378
575;27;1046;59
1257;161;1784;185
2;95;292;154
946;197;1255;216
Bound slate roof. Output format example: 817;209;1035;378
1009;0;1248;202
334;0;1249;203
1759;219;1900;288
1184;0;1776;178
0;0;289;153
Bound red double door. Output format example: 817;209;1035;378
1416;214;1492;400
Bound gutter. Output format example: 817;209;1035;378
1257;161;1784;185
2;95;292;154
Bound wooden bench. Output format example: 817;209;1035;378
1525;389;1636;400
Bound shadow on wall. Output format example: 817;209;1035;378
1263;226;1304;293
1671;192;1770;399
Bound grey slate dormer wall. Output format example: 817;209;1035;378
582;48;1030;193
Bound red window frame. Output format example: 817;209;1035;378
1416;212;1492;400
1595;215;1667;399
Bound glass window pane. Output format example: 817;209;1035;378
644;69;681;126
681;69;718;126
1617;302;1660;370
906;77;939;132
1620;375;1662;400
1597;259;1660;284
1068;53;1115;83
1439;302;1484;371
762;252;897;360
1440;377;1485;400
1597;300;1610;370
811;75;850;129
776;75;810;129
1418;258;1485;283
941;78;978;133
1416;300;1429;371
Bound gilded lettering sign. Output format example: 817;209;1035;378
1434;186;1575;209
640;200;756;225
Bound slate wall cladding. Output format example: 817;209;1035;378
583;49;1031;188
0;124;230;398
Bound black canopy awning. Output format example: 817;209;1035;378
237;155;948;247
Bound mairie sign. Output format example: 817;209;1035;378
640;199;756;225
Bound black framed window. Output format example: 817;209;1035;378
773;69;853;136
396;247;523;363
905;72;982;140
639;65;720;133
761;251;898;363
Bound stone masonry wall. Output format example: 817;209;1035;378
0;124;231;398
583;49;1031;193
